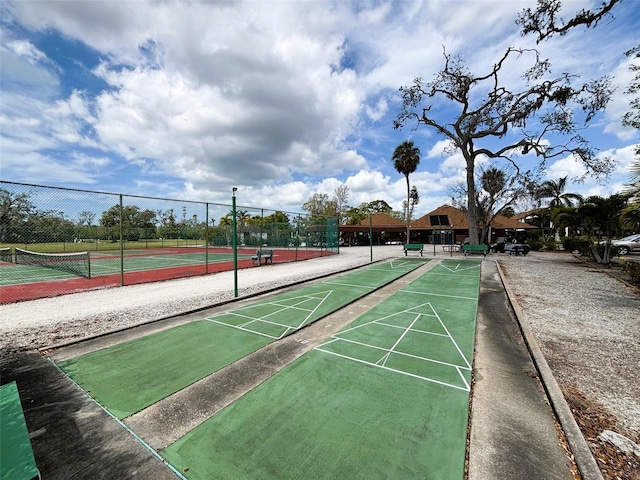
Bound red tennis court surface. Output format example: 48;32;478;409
0;248;335;304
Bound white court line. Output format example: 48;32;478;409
205;291;333;338
399;290;477;301
314;300;473;391
383;259;423;270
438;263;480;273
377;313;421;367
426;271;478;277
314;347;470;392
375;320;448;337
317;330;470;370
215;296;316;324
324;281;373;289
431;304;471;370
456;366;471;391
206;319;280;340
290;290;334;335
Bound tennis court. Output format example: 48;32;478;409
160;258;480;479
0;247;250;286
54;258;427;419
0;246;330;303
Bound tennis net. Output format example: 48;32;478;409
15;248;91;279
0;247;12;262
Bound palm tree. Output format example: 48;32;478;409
219;214;232;245
538;177;583;208
392;140;421;242
538;177;583;240
578;194;628;264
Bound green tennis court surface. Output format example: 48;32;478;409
161;259;480;479
0;250;252;286
57;259;427;419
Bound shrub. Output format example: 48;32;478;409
528;239;544;251
544;240;557;251
620;259;640;285
563;237;591;254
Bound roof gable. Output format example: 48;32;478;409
411;204;535;229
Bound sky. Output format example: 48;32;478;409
1;0;638;221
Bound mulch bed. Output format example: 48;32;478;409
563;385;639;480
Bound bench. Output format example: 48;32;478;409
462;244;488;259
0;382;39;480
251;249;273;265
404;244;424;256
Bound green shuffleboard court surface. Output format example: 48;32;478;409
57;258;427;419
161;259;481;479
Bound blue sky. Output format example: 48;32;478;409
1;0;638;219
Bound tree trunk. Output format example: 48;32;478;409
405;174;411;243
466;161;480;244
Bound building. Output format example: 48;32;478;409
339;204;536;246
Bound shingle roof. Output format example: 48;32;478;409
411;204;536;229
357;212;405;227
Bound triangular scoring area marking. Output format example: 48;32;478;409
206;290;334;339
315;302;471;391
438;262;481;273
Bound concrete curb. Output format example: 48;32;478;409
495;260;604;480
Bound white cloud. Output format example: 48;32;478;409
2;0;637;217
546;154;588;180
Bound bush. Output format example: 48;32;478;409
544;240;557;251
563;237;591;254
528;239;544;251
620;259;640;285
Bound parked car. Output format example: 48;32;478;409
490;237;507;253
491;237;530;255
504;242;530;255
612;234;640;255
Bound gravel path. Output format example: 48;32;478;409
0;246;399;354
2;247;638;442
498;252;640;437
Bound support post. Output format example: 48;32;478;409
369;214;373;262
232;187;238;297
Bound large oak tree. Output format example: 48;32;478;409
394;47;613;244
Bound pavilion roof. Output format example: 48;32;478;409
410;204;536;229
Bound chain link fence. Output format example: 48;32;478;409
1;181;338;303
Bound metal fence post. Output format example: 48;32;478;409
232;187;238;297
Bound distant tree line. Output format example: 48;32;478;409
0;187;302;247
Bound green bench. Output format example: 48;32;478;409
251;249;273;265
0;382;39;480
403;244;424;256
462;244;488;259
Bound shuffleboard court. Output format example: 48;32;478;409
161;259;480;479
56;258;427;419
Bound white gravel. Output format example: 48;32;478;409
1;246;637;437
0;246;399;353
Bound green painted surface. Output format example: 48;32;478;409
57;258;426;418
58;321;270;419
0;382;38;480
163;352;469;480
161;258;481;479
